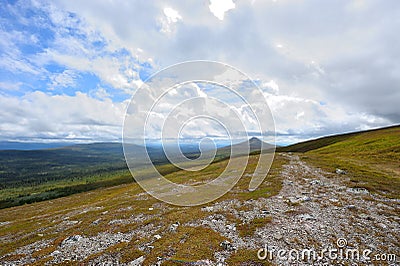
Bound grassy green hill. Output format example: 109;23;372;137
277;125;400;153
280;125;400;198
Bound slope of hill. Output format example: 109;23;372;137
277;125;400;153
280;125;400;198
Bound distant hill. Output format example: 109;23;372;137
216;137;275;158
0;141;73;150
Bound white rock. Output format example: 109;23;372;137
336;168;347;175
298;214;315;221
51;250;61;256
273;232;283;240
302;196;312;202
346;187;369;194
377;223;387;229
203;206;214;212
128;255;145;266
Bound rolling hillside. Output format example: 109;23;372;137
277;125;400;153
0;126;399;264
280;125;400;198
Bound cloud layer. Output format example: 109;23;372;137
0;0;399;144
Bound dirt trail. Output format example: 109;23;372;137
259;153;400;265
193;153;400;265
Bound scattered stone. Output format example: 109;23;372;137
286;197;302;205
109;219;126;225
298;214;315;221
335;168;347;175
3;153;397;266
203;206;214;212
194;260;214;266
358;213;373;220
302;196;312;202
346;205;356;210
273;232;283;240
261;209;270;215
50;250;61;256
61;235;83;246
377;223;387;229
128;255;145;266
92;219;101;225
226;224;236;231
310;180;323;186
346;187;369;194
169;222;180;232
220;240;236;251
64;220;79;225
0;221;11;226
376;203;387;209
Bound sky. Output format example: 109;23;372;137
0;0;399;145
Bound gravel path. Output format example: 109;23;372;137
192;153;400;265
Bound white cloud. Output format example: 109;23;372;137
209;0;236;20
89;87;111;100
0;91;128;141
262;80;279;95
159;7;182;35
2;0;399;143
49;69;79;89
164;7;182;23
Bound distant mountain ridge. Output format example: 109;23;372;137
0;141;75;150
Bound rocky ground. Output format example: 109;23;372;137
1;153;399;265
